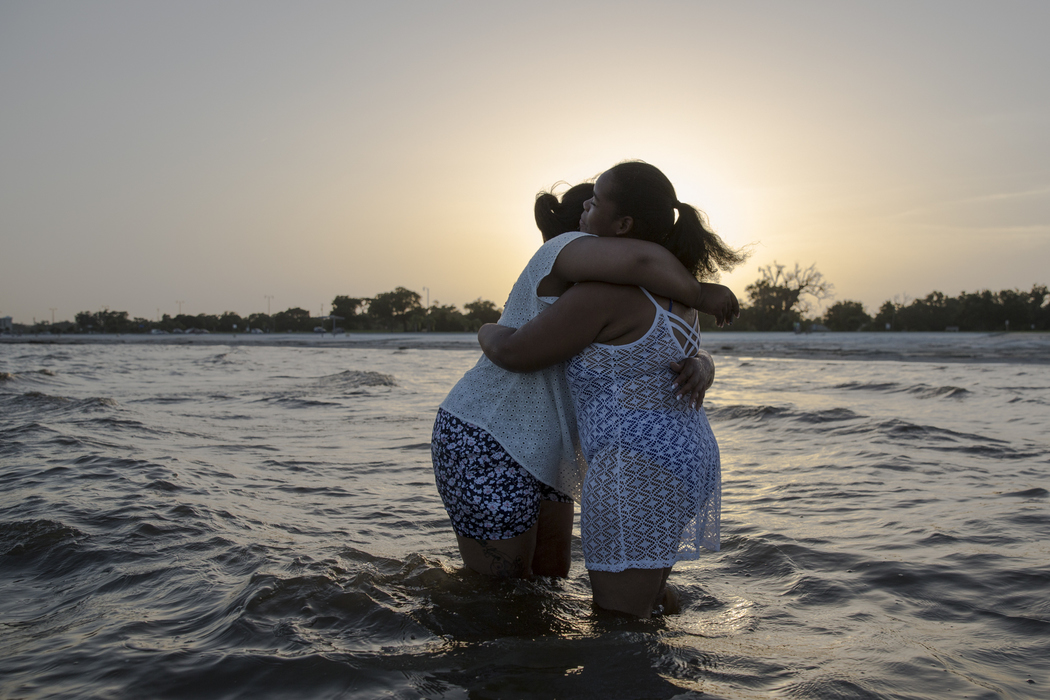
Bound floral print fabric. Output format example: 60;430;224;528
432;409;572;540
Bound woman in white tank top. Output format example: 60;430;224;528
480;161;747;617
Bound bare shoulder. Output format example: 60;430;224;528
572;283;658;345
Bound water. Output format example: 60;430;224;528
2;333;1048;699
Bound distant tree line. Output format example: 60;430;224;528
16;287;502;335
329;287;501;332
10;272;1049;335
865;287;1050;332
722;261;1050;332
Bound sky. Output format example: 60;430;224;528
2;1;1049;324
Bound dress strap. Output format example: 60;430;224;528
665;309;702;356
639;287;662;309
640;288;702;355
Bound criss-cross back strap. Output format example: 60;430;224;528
666;310;701;356
639;288;702;356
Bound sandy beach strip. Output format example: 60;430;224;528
3;331;1049;364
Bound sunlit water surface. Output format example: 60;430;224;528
2;333;1048;699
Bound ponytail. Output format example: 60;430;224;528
669;201;746;279
604;161;747;279
534;181;595;241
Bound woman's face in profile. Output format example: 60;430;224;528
579;172;625;238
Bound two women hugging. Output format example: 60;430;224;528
432;161;747;618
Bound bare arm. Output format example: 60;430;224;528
479;283;613;373
480;282;718;410
549;237;740;325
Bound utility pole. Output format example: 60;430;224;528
264;295;275;332
49;308;57;325
422;286;430;332
176;300;185;315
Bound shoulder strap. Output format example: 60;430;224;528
639;287;662;310
665;310;702;355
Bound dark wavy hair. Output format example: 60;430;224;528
534;181;595;242
603;161;747;279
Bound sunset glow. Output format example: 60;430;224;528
2;1;1048;323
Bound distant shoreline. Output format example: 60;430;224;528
3;331;1049;364
0;332;480;352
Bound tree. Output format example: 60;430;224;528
75;309;133;333
369;287;422;331
247;313;272;332
75;311;96;331
273;307;312;332
217;312;244;333
331;296;369;330
872;300;899;331
464;299;501;325
1030;285;1050;330
176;313;219;332
823;300;871;331
739;262;834;331
429;303;472;331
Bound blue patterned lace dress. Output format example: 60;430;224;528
567;288;721;572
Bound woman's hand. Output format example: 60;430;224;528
694;283;740;327
669;350;715;408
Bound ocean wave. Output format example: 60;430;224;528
834;380;970;399
0;393;121;422
197;350;248;366
708;404;860;425
316;369;397;389
21;392;115;408
907;384;970;399
710;400;1045;460
387;442;432;451
1008;396;1050;407
1;519;86;556
71;415;153;432
256;396;343;409
998;487;1049;499
835;380;901;392
0;420;60;439
825;418;1043;459
235;552;470;651
719;535;806;581
707;404;789;421
0;369;59;387
130;396;195;404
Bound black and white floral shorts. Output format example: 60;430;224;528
431;409;572;540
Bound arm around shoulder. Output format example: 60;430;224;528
478;283;611;373
551;237;703;307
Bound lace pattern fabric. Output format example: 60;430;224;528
568;289;721;572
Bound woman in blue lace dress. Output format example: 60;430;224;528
479;161;746;617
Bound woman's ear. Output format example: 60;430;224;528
614;216;633;236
